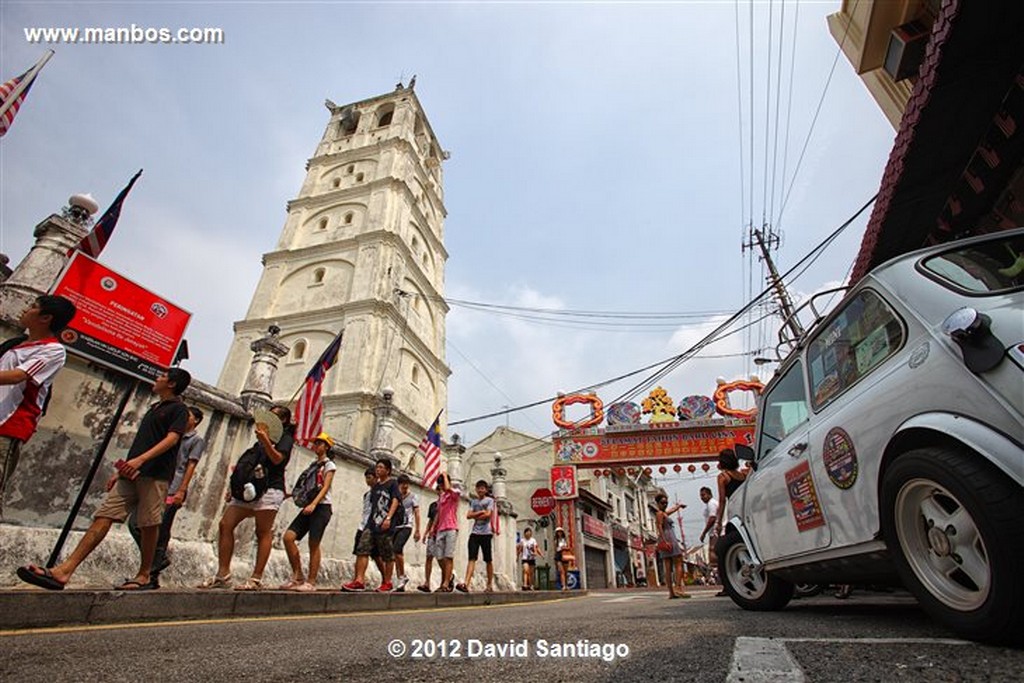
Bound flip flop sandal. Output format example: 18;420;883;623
115;580;156;591
198;574;233;589
17;565;66;591
234;577;264;591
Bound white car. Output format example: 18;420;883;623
717;228;1024;644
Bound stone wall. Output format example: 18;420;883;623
0;353;517;590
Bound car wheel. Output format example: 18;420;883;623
716;530;794;611
880;447;1024;644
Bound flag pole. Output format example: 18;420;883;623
0;50;54;122
286;328;344;408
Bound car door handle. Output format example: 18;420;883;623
787;442;808;457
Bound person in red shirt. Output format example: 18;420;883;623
0;295;76;500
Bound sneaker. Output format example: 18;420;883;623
396;575;409;592
376;582;394;593
416;584;431;593
341;580;366;592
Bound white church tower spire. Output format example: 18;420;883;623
218;83;450;470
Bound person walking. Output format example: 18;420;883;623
127;406;205;587
416;500;438;592
198;405;294;591
17;368;191;591
554;527;572;591
392;474;421;592
519;527;542;590
433;472;459;592
280;432;336;591
655;493;689;599
342;458;402;592
714;448;747;540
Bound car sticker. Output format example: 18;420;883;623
822;427;859;490
785;461;826;532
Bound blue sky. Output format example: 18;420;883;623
1;1;896;538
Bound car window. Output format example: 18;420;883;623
919;232;1024;294
756;359;809;461
807;290;904;410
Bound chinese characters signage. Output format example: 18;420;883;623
553;420;754;467
551;465;578;499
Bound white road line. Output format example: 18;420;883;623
726;636;973;683
602;594;659;603
728;637;806;683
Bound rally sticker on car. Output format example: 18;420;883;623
822;427;859;489
785;461;826;532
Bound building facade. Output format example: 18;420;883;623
218;84;451;472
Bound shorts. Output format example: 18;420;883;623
435;529;457;559
287;504;332;544
468;533;493;563
0;435;23;494
356;529;395;562
522;558;536;566
95;477;168;528
229;487;285;512
425;536;438;558
353;529;377;557
393;527;413;554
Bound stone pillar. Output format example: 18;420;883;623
0;200;93;327
444;433;466;487
491;453;514;515
369;387;398;468
239;325;289;412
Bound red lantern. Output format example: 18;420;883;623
688;464;696;473
594;470;602;477
702;463;711;472
617;467;626;476
659;466;667;475
673;464;681;473
644;467;652;476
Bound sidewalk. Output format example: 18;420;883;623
0;587;586;631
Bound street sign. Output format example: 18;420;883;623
52;252;191;382
551;465;578;499
530;487;555;516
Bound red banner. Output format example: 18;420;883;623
582;513;609;539
551;465;578;499
553;420;754;467
52;253;190;382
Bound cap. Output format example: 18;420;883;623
312;432;335;448
555;526;565;532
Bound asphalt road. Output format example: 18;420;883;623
2;588;1020;682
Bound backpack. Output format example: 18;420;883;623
292;461;326;507
229;444;269;502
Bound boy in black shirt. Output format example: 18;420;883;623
342;457;401;592
17;368;191;590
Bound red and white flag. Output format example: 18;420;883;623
70;170;142;258
0;50;53;138
294;331;343;444
418;411;443;489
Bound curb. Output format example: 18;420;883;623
0;588;587;630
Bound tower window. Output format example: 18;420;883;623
377;104;395;128
411;365;420;384
312;267;325;284
332;178;341;189
421;253;428;268
356;172;364;182
411;236;419;252
292;340;307;361
339;109;360;136
344;212;354;225
317;218;328;231
347;165;355;174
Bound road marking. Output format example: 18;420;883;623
0;596;575;638
727;636;973;682
602;594;659;603
728;637;806;682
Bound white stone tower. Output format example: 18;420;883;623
218;83;450;471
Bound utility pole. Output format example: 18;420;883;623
743;223;804;342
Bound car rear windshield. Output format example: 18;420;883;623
920;232;1024;294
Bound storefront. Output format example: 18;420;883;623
612;524;631;587
581;513;611;589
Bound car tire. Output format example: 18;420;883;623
880;446;1024;644
716;529;794;611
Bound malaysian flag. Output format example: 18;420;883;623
294;330;343;444
70;170;142;258
418;411;443;489
0;51;53;138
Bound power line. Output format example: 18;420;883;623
449;194;877;428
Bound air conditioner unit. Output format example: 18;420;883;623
884;20;929;82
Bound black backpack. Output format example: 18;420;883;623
292;461;325;507
230;444;269;502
